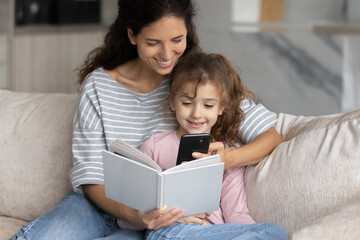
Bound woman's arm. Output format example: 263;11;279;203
83;184;185;230
225;127;282;168
193;127;283;169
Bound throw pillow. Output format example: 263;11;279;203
244;110;360;236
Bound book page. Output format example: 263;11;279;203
164;154;221;173
110;139;162;172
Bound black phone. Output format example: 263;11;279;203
176;133;211;165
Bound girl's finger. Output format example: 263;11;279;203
154;208;185;230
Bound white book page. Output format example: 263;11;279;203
164;154;221;173
110;139;162;172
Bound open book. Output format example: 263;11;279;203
103;139;224;216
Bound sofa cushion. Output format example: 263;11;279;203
0;216;28;240
0;90;77;222
292;201;360;240
244;110;360;236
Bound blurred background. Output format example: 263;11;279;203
0;0;359;116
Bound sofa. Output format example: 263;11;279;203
0;89;359;240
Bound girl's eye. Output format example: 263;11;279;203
205;104;214;108
182;102;192;106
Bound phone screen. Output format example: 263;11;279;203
176;133;211;165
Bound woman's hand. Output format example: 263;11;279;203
176;213;211;225
138;206;185;230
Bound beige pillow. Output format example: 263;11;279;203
292;201;360;240
0;90;77;221
244;110;360;236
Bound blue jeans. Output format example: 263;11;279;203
146;222;288;240
10;191;144;240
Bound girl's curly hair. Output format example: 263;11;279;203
168;52;255;146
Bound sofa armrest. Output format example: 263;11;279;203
292;201;360;240
0;90;77;222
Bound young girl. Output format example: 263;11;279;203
120;52;288;239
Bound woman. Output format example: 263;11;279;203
11;0;283;239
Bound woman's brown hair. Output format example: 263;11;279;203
76;0;200;88
168;53;255;146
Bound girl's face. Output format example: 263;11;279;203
171;81;224;138
128;16;187;76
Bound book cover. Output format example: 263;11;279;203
103;139;224;215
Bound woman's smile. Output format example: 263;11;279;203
154;57;174;68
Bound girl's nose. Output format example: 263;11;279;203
191;105;202;118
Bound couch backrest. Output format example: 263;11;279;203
0;90;77;221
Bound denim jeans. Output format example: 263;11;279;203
10;191;145;240
146;222;288;240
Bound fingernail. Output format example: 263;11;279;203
192;153;198;157
172;208;183;214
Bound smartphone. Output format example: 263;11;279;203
176;133;211;165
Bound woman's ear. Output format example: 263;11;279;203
127;28;137;45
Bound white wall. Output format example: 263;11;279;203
195;0;359;115
0;0;10;89
342;0;360;112
0;0;117;93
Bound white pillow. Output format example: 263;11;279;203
244;110;360;236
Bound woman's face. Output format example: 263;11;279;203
128;16;187;76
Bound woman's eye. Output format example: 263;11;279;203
172;39;182;43
205;104;214;108
146;42;158;46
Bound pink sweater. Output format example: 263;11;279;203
117;130;255;229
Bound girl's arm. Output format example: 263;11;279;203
83;184;185;230
193;127;282;169
218;167;255;224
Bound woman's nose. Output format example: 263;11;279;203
159;43;172;60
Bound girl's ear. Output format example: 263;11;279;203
127;28;137;45
169;100;176;112
218;106;224;116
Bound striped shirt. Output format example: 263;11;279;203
70;68;277;193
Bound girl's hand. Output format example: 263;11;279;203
176;213;211;225
138;206;185;230
192;141;227;164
